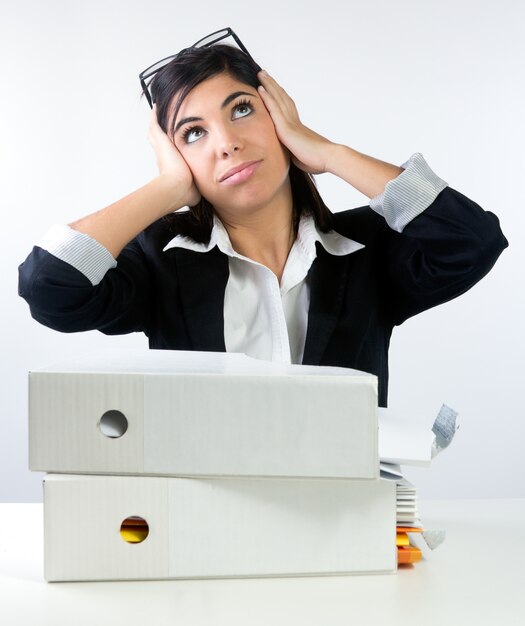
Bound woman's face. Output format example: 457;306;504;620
171;72;291;219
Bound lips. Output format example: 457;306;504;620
218;160;262;185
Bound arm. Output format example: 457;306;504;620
18;108;198;333
385;185;508;324
257;70;403;199
70;106;200;258
18;237;154;334
258;70;507;324
324;145;404;200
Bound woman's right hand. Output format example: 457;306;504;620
148;105;201;209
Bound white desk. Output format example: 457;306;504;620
0;500;524;626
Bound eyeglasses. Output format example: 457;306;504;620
139;27;260;108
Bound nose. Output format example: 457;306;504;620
214;124;244;158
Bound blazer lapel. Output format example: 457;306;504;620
175;247;228;352
302;245;352;365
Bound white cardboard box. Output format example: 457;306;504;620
29;349;378;479
43;474;396;581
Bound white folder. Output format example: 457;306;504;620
29;349;378;479
43;474;396;581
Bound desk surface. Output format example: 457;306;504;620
0;499;524;626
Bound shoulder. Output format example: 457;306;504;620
131;215;226;274
331;206;388;246
135;212;214;254
138;216;184;249
131;215;201;257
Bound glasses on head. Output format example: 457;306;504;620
139;27;261;108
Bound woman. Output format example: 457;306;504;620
18;30;508;406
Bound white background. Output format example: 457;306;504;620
1;0;523;502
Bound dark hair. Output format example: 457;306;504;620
150;44;333;243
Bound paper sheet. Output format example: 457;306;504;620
378;404;459;467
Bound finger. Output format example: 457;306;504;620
149;107;176;152
257;70;286;101
258;71;299;122
258;70;285;94
257;84;287;128
148;105;162;141
258;71;296;107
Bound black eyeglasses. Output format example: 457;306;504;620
139;27;261;108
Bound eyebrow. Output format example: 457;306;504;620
174;90;256;133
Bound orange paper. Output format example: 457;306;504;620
397;545;423;564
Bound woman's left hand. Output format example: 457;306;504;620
257;70;335;175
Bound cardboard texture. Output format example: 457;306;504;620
29;349;378;479
43;474;397;581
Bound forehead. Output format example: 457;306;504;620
174;72;256;121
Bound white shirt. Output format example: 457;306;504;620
163;214;364;364
36;153;447;364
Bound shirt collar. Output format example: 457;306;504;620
295;213;364;258
163;215;238;256
279;214;364;293
163;213;364;258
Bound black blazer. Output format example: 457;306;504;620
18;187;507;406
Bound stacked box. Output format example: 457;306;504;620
29;349;397;581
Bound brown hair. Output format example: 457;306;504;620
149;44;333;243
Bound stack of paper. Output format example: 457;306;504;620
378;405;459;565
395;479;421;528
395;480;423;564
29;349;398;582
396;527;423;564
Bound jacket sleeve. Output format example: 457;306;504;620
383;185;508;325
18;235;154;335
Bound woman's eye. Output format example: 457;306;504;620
183;126;205;144
232;103;253;119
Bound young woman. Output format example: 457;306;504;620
18;30;507;406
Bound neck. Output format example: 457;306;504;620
217;196;296;283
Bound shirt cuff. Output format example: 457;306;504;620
36;224;117;286
369;153;448;233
